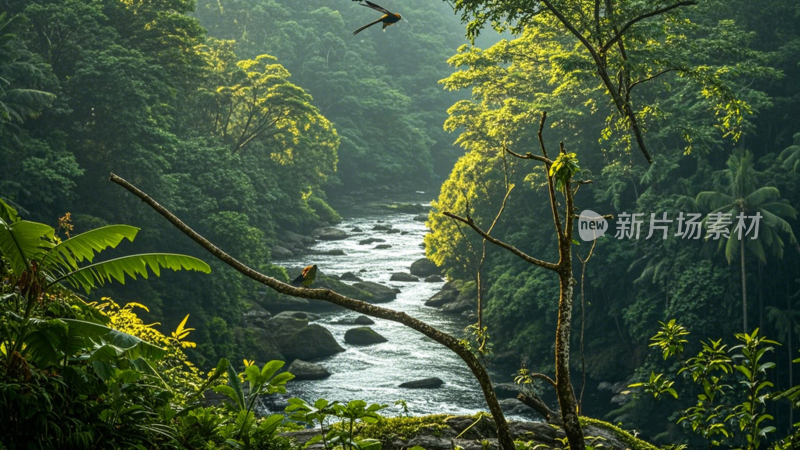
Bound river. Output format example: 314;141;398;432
276;193;535;420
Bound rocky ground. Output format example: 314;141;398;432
281;414;658;450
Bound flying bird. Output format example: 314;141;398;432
291;264;318;288
353;1;403;35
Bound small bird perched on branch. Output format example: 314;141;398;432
291;265;318;288
353;1;403;35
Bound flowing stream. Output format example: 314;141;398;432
275;194;533;420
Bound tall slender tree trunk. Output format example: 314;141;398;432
556;264;583;450
741;238;747;333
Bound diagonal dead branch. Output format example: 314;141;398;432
442;211;559;272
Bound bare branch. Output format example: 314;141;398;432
600;2;697;54
518;392;562;425
503;147;552;165
628;68;676;91
442;211;559;271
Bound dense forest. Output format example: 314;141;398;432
2;0;800;449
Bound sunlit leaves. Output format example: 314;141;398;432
549;152;580;192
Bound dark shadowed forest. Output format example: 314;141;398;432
1;1;800;449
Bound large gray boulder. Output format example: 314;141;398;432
390;272;418;282
410;258;440;277
440;289;476;314
425;289;458;307
440;297;474;314
352;281;396;302
267;317;345;360
287;360;331;380
359;238;385;245
248;328;284;362
344;327;388;345
399;377;444;389
312;227;348;241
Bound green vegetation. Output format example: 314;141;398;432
2;0;800;449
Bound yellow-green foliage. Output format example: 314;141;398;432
579;417;660;450
94;298;205;402
358;414;452;441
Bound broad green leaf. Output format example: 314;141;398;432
261;360;284;382
0;218;54;276
0;199;20;223
53;253;211;293
62;318;166;361
259;414;284;436
41;225;139;271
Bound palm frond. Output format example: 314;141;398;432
744;186;780;207
50;253;211;293
41;225;140;271
696;191;733;211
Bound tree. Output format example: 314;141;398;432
441;113;603;450
213;54;337;156
0;12;54;136
696;150;799;332
355;0;768;164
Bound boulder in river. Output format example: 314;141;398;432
425;289;458;307
440;296;474;314
287;360;331;380
339;272;363;282
310;249;345;256
413;213;428;222
354;315;375;325
399;377;444;389
312;227;348;241
272;311;320;321
410;258;440;277
353;281;397;302
272;245;294;259
424;275;444;282
375;244;392;249
359;238;385;245
390;272;418;282
267;317;344;360
351;227;363;232
373;225;392;231
344;327;388;345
